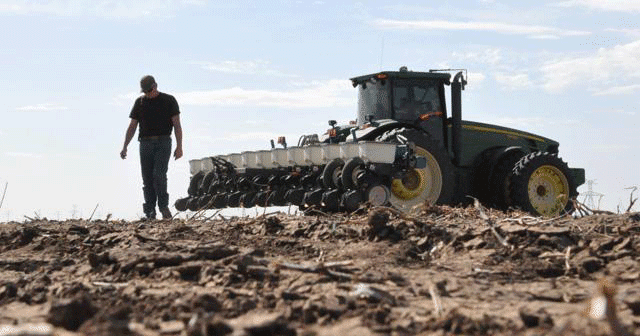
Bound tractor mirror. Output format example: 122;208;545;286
328;120;337;127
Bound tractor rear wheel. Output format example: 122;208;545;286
510;152;577;217
488;151;523;209
377;128;455;210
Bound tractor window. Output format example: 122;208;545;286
393;79;442;121
357;80;391;126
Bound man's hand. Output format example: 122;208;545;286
121;119;138;160
174;147;183;160
171;114;183;161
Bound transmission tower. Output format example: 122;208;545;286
582;180;604;210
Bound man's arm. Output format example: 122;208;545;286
120;119;138;159
172;114;183;160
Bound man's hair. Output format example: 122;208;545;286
140;75;156;93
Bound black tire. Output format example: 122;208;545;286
240;192;257;208
341;157;364;190
322;158;344;189
198;171;216;195
488;151;523;209
187;197;200;211
174;197;190;212
510;152;577;217
187;171;205;196
376;127;455;209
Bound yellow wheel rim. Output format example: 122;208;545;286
527;165;569;216
390;147;442;208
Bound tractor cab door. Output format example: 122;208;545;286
392;79;445;141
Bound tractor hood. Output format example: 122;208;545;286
463;120;557;144
461;120;559;152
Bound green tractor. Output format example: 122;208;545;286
176;67;585;217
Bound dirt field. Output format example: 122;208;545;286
1;204;639;335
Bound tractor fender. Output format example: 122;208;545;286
354;119;421;141
487;146;527;180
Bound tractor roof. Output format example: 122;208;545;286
350;69;452;85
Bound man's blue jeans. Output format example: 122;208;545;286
139;136;172;218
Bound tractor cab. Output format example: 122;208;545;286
350;67;455;147
351;67;451;128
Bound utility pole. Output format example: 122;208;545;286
582;180;604;210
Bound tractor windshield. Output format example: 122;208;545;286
357;77;444;126
392;79;442;121
357;79;392;126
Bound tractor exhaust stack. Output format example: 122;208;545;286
451;71;466;166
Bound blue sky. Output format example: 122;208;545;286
1;0;638;220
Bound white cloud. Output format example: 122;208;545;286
590;144;632;153
16;103;68;111
593;84;640;96
467;72;486;86
177;80;354;108
379;5;435;14
373;19;591;38
5;152;43;159
529;34;561;40
190;131;303;149
182;0;206;4
486;117;546;130
553;0;640;12
198;60;297;77
540;39;640;93
605;28;640;37
0;0;205;19
111;92;141;107
452;48;502;66
193;132;276;143
592;108;637;116
493;73;533;90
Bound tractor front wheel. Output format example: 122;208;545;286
510;152;577;217
377;128;455;210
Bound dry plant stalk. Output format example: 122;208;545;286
564;246;571;272
584;278;632;336
599;279;632;336
625;186;637;213
369;205;420;224
0;182;7;210
276;260;356;281
429;283;443;317
469;197;511;249
548;319;572;336
574;199;615;216
88;203;99;221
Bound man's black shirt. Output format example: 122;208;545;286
129;92;180;139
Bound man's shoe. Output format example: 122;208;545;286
160;207;172;220
142;212;156;221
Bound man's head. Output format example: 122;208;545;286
140;75;157;94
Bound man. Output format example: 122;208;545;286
120;75;183;220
